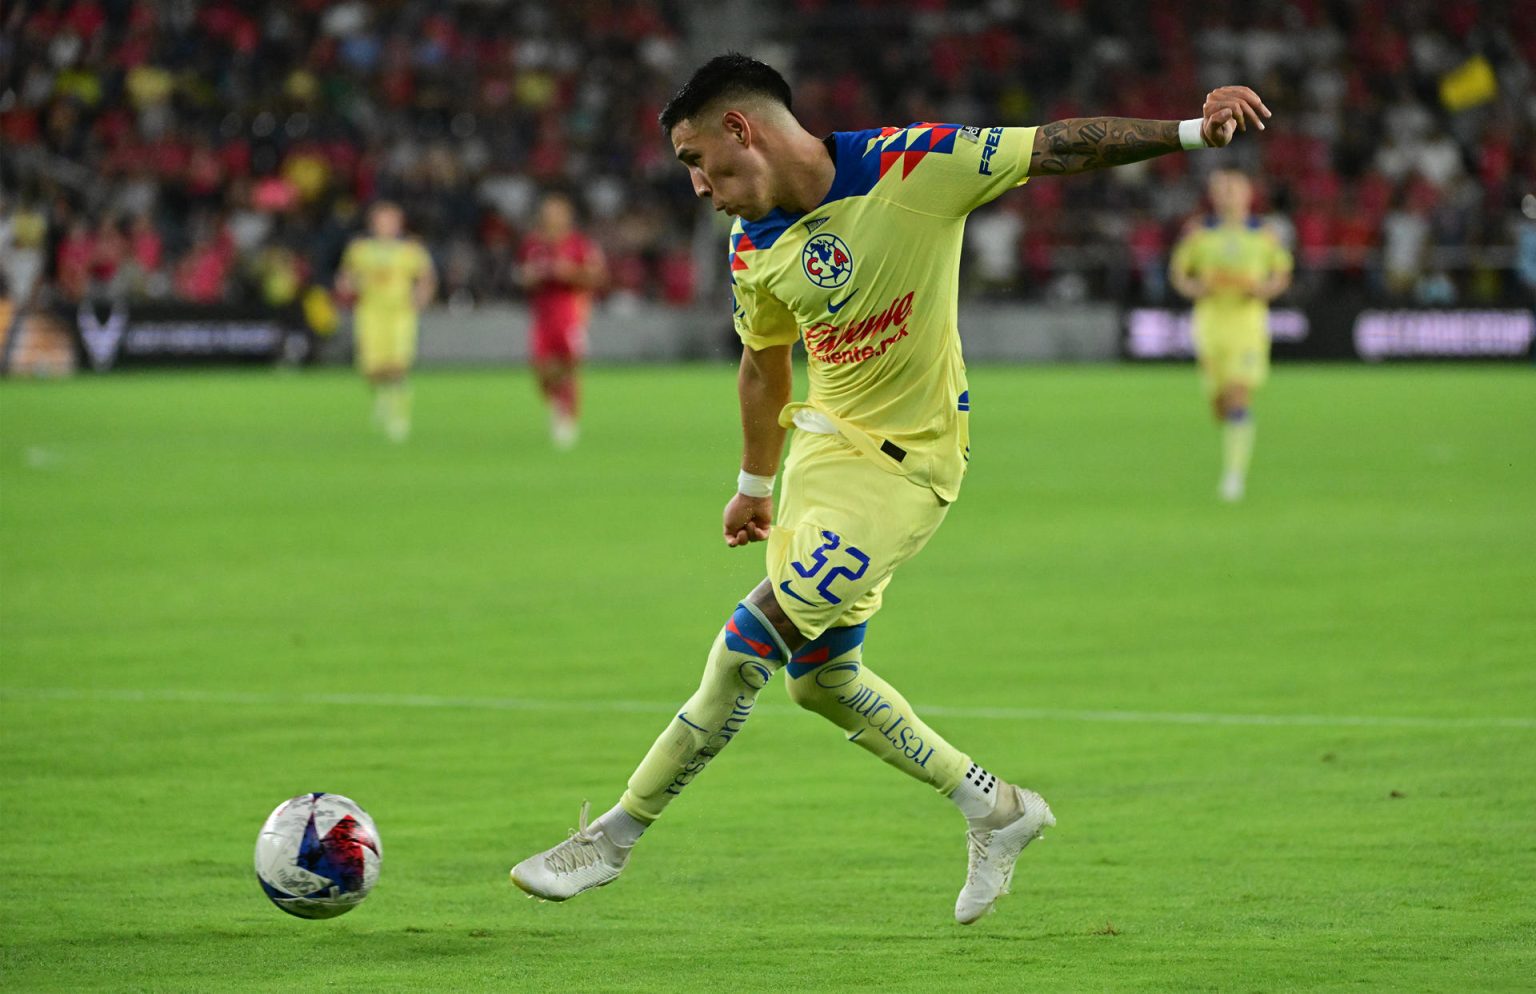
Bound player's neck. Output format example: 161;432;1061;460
771;129;837;216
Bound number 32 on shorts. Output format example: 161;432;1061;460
782;530;869;606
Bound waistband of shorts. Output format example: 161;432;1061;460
790;408;839;435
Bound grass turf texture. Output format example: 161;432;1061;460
2;364;1533;993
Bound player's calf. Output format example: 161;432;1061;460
784;623;966;790
784;624;1055;923
1217;383;1256;501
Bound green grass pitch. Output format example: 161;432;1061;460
2;363;1533;993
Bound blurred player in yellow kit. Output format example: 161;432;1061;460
337;202;437;442
510;55;1270;923
1170;171;1293;501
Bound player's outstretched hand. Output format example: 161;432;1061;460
723;493;773;547
1201;86;1271;147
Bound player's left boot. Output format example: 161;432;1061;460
510;802;631;902
954;785;1055;925
551;413;579;451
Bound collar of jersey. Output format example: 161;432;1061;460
1206;215;1263;230
734;129;886;252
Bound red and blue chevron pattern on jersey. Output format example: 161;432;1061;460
728;228;757;283
868;123;963;180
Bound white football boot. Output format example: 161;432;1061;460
954;785;1055;925
510;803;632;901
551;413;579;451
1219;471;1246;502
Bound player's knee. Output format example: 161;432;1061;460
720;602;786;687
783;624;867;711
745;579;809;655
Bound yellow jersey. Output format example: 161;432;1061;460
730;123;1037;502
1170;218;1293;333
341;237;432;315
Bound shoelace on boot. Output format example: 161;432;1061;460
964;829;993;885
964;827;1020;895
543;801;601;874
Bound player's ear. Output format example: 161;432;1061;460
721;110;751;148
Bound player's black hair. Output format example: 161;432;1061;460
658;53;793;134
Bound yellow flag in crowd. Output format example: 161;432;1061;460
1440;55;1497;111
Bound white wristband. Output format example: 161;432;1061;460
1178;118;1208;150
737;470;775;498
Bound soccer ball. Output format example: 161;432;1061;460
254;792;382;919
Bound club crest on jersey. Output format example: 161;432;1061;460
802;233;853;289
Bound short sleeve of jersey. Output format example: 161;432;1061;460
1268;233;1294;274
877;124;1037;217
341;240;362;275
1169;232;1197;275
731;281;798;351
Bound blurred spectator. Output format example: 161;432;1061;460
966;202;1025;296
1382;189;1432;296
174;224;234;304
1516;196;1536;293
124;211;167;298
54;219;94;301
0;197;50;304
88;217;127;294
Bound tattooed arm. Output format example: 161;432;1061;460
1029;86;1271;176
1030;118;1182;176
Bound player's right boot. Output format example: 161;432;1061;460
954;785;1055;925
550;412;579;450
510;802;632;902
1220;471;1246;502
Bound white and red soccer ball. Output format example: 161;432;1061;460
254;792;382;919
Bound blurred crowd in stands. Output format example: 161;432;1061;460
2;0;1533;315
783;0;1535;305
1;0;696;315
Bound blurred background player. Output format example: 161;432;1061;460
336;202;437;443
1170;171;1293;501
518;193;607;450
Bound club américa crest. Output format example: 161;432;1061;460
802;233;853;289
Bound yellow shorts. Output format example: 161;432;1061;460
1193;319;1269;394
355;310;419;374
767;430;949;640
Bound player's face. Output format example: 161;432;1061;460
671;116;772;221
370;205;404;238
540;197;574;236
1209;172;1252;217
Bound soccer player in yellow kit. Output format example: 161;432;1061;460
512;55;1270;923
336;202;437;443
1170;171;1293;501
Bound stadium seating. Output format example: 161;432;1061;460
1;0;1530;310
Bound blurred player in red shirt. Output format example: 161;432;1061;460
518;193;606;449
